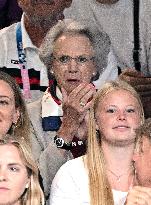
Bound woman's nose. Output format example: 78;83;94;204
68;59;79;73
117;111;126;120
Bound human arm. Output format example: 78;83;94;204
28;100;73;199
125;186;151;205
57;83;96;143
28;82;95;197
38;141;73;200
30;123;73;198
41;83;95;196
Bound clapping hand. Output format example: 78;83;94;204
125;186;151;205
57;83;96;142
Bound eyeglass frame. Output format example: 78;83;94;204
52;55;95;65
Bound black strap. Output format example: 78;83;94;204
133;0;141;71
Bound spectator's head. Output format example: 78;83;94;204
39;20;110;94
92;80;144;147
133;118;151;187
18;0;72;27
0;135;44;205
0;71;30;141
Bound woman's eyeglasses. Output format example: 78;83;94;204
53;55;95;65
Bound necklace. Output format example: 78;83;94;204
107;165;134;182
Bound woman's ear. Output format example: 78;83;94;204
25;177;30;189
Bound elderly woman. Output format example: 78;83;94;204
27;19;116;198
50;80;145;205
0;71;30;142
125;118;151;205
0;135;44;205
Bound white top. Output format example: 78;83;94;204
50;156;127;205
0;14;49;103
64;0;151;75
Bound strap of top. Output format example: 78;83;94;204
133;0;141;71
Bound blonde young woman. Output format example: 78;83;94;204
50;80;144;205
0;134;44;205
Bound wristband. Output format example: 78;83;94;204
54;135;72;150
54;135;84;150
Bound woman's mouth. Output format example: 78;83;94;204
67;79;80;84
113;125;130;131
0;187;9;191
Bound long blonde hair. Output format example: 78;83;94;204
84;80;144;205
0;135;44;205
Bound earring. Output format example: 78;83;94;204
49;69;55;79
25;183;29;189
92;72;96;76
50;69;54;75
91;71;99;82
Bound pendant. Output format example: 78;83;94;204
117;176;121;182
